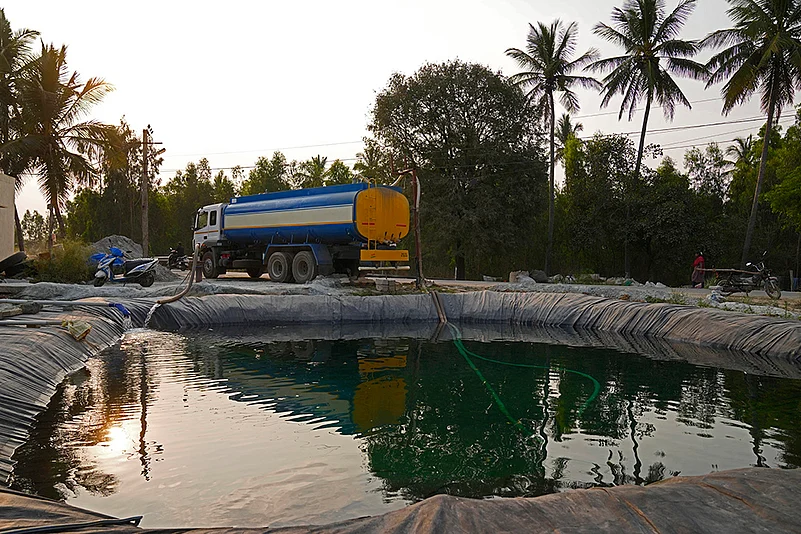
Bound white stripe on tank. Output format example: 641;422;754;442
224;205;353;229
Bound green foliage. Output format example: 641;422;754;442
33;240;93;284
20;209;46;245
369;60;548;280
325;160;355;185
240;152;291;195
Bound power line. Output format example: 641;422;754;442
659;116;795;149
573;97;721;119
166;140;364;159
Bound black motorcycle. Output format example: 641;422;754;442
167;248;189;271
714;252;781;300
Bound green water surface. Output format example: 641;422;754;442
9;329;801;528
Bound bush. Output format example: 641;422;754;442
34;240;94;284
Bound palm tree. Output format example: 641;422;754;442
506;20;600;275
555;113;584;162
591;0;706;276
702;0;801;266
591;0;707;178
294;155;327;188
725;134;754;168
4;43;114;235
0;9;38;251
354;139;390;183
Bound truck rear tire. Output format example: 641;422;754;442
292;251;317;283
267;252;293;283
202;251;220;279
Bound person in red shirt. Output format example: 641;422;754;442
692;252;705;288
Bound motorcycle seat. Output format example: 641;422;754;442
124;259;153;273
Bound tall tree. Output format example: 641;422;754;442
591;0;707;177
506;20;600;275
0;9;37;251
7;43;114;235
370;61;547;280
591;0;706;275
555;113;584;162
240;152;290;196
702;0;801;266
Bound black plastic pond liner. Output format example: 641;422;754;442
149;291;801;359
2;468;801;533
0;300;152;484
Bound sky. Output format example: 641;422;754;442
6;0;794;215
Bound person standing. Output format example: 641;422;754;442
692;252;705;288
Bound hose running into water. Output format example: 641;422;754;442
430;292;601;437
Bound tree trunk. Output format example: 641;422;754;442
54;204;66;238
627;90;653;278
545;91;555;276
14;204;25;252
741;88;777;268
455;237;465;280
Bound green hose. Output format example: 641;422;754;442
446;322;601;437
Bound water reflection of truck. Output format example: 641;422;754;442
192;183;410;282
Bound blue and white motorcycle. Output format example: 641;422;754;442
90;247;158;287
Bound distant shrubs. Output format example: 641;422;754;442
34;240;93;284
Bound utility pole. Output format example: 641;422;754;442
141;128;149;256
140;125;163;257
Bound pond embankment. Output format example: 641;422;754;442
1;290;800;530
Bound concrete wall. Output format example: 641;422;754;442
0;174;14;258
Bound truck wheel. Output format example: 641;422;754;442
202;251;219;279
247;267;263;279
267;252;292;283
292;251;317;283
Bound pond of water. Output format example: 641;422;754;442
9;328;801;528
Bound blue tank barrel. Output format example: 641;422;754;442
221;184;409;246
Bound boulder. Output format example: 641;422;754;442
509;271;534;283
530;270;549;283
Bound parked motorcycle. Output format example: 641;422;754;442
167;248;189;270
90;247;158;287
714;252;781;300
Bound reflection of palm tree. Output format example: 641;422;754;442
8;43;114;234
703;0;801;266
506;20;600;275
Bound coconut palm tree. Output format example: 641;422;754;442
0;9;38;251
702;0;801;266
555;113;584;162
591;0;706;276
506;20;600;275
725;134;755;169
591;0;707;179
4;43;114;235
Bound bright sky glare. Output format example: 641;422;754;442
5;0;790;215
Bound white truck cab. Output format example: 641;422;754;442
193;204;224;249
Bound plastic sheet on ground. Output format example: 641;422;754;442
1;468;800;533
150;291;801;360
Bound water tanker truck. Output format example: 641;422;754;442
192;183;410;282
